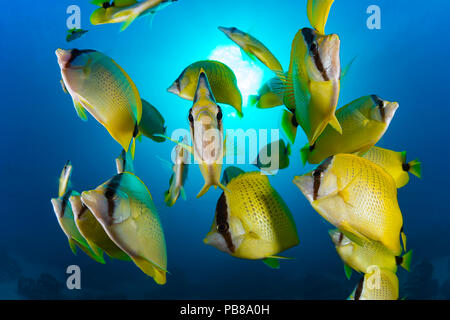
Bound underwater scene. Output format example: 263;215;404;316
1;0;450;300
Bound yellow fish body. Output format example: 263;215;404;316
70;195;131;261
362;147;422;188
164;137;189;207
282;28;342;145
56;49;142;155
168;60;243;117
187;70;228;198
293;154;405;255
248;77;284;109
329;229;412;277
50;162;105;264
218;26;283;73
348;269;399;300
204;172;299;263
302;95;399;164
307;0;335;34
90;0;176;31
81;172;167;285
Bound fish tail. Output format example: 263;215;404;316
397;250;413;272
248;95;259;106
180;186;187;200
164;190;175;207
130;123;139;159
196;184;211;198
286;143;292;156
328;114;342;134
262;258;280;269
130;137;136;159
406;159;422;178
281;110;298;144
300;143;310;166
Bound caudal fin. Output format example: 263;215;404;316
196;183;211;198
300;144;310;166
281;110;298;144
397;250;413;272
328;114;342;134
248;95;259;106
406;159;422;179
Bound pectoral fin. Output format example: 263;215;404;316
344;264;353;280
73;99;88;121
68;238;78;255
340;221;372;246
262;257;280;269
155;134;194;154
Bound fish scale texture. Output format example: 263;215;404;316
226;172;297;245
332;154;402;254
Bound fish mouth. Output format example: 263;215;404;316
328;229;341;245
293;175;315;202
382;102;399;124
55;49;72;69
81;190;111;226
69;195;87;220
167;81;179;94
218;26;230;35
51;198;63;219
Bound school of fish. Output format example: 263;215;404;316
51;0;422;298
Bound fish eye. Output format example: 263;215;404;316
312;169;322;178
105;189;118;200
188;113;193;123
310;42;318;52
217;109;222;121
217;222;229;233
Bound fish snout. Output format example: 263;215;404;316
69;195;84;220
51;198;64;219
167;81;180;94
81;190;111;226
293;175;315;202
383;102;399;124
218;26;230;35
55;49;72;69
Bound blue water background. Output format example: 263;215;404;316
1;0;449;299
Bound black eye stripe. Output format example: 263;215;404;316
105;174;122;217
313;156;333;200
301;28;329;81
215;192;235;252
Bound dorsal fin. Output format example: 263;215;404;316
193;69;216;104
